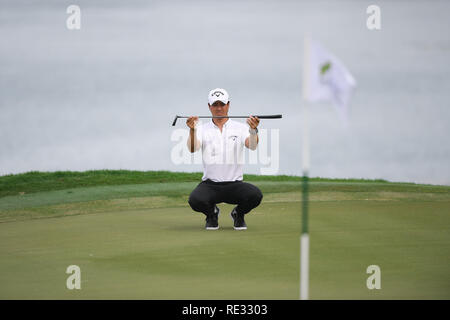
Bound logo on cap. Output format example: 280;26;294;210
212;91;224;97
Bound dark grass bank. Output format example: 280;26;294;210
0;170;448;198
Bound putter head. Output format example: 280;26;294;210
172;115;179;126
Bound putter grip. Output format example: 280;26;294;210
255;114;282;119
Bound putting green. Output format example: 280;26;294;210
0;179;449;299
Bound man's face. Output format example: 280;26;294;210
209;101;229;117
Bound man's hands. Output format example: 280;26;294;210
186;116;199;130
247;115;260;129
186;115;259;151
187;115;259;129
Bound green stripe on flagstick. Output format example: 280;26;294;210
302;174;309;234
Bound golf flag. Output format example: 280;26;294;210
304;39;356;123
299;36;357;301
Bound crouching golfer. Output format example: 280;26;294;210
187;88;263;230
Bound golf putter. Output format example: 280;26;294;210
172;114;282;126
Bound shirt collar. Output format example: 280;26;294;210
211;118;229;128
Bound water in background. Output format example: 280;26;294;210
1;0;449;185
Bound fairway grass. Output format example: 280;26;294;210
0;172;449;299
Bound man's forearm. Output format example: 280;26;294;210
248;132;259;150
187;128;200;152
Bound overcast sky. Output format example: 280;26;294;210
1;0;449;185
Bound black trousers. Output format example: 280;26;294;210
188;179;263;216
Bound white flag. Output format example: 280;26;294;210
304;38;356;123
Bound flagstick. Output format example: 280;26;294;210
300;34;311;301
300;106;310;301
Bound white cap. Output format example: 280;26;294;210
208;88;229;105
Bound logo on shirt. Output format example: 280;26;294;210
229;135;238;142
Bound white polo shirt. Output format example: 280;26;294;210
196;119;250;182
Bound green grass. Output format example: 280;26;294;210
2;169;437;199
0;170;449;299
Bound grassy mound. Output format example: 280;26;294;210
0;170;446;198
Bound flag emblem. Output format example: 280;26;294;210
304;39;356;123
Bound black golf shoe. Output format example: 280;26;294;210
205;205;220;230
230;207;247;230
